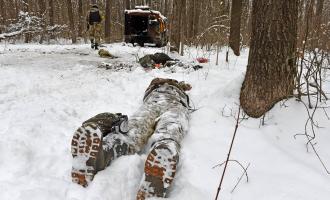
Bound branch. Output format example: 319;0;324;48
215;107;242;200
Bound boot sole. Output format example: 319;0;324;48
71;123;102;187
137;145;178;199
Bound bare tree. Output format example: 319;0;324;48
0;0;5;33
180;0;187;55
66;0;77;43
240;0;299;118
105;0;111;43
125;0;131;10
77;0;84;38
229;0;242;56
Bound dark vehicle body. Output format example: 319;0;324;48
124;6;168;47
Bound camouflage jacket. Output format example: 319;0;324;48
143;78;191;108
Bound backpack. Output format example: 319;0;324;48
89;10;101;25
82;113;128;137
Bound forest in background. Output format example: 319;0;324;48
0;0;329;53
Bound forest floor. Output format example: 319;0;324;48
0;42;330;200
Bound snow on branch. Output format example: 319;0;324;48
0;11;67;40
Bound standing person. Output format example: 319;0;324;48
71;78;192;199
86;4;103;50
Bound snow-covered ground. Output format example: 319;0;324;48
0;43;329;200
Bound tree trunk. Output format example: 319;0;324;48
48;0;55;39
229;0;242;56
193;0;201;38
171;0;181;51
38;0;46;43
125;0;130;9
22;0;30;43
0;0;5;32
164;0;168;16
187;0;195;43
240;0;298;118
180;0;186;56
105;0;111;43
78;0;83;38
66;0;77;43
131;0;135;9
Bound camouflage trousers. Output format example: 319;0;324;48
105;85;189;198
89;23;102;44
130;85;189;199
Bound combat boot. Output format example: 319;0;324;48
137;140;179;199
71;122;103;187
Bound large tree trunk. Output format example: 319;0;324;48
105;0;111;43
240;0;298;118
66;0;77;43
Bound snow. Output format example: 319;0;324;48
125;8;167;20
0;42;330;200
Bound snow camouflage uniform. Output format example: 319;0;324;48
71;78;191;199
86;5;103;50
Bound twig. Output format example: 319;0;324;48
231;163;250;193
212;159;250;193
294;98;330;174
215;107;241;200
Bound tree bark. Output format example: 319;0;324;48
187;0;195;42
77;0;83;38
105;0;111;43
171;0;180;51
229;0;242;56
22;0;30;43
240;0;298;118
180;0;186;55
125;0;130;10
0;0;5;31
147;0;151;7
48;0;56;40
66;0;76;43
164;0;168;16
38;0;46;43
193;0;201;38
131;0;136;9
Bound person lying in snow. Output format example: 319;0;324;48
71;77;192;199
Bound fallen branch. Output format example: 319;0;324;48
213;159;250;193
215;106;242;200
231;163;250;193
